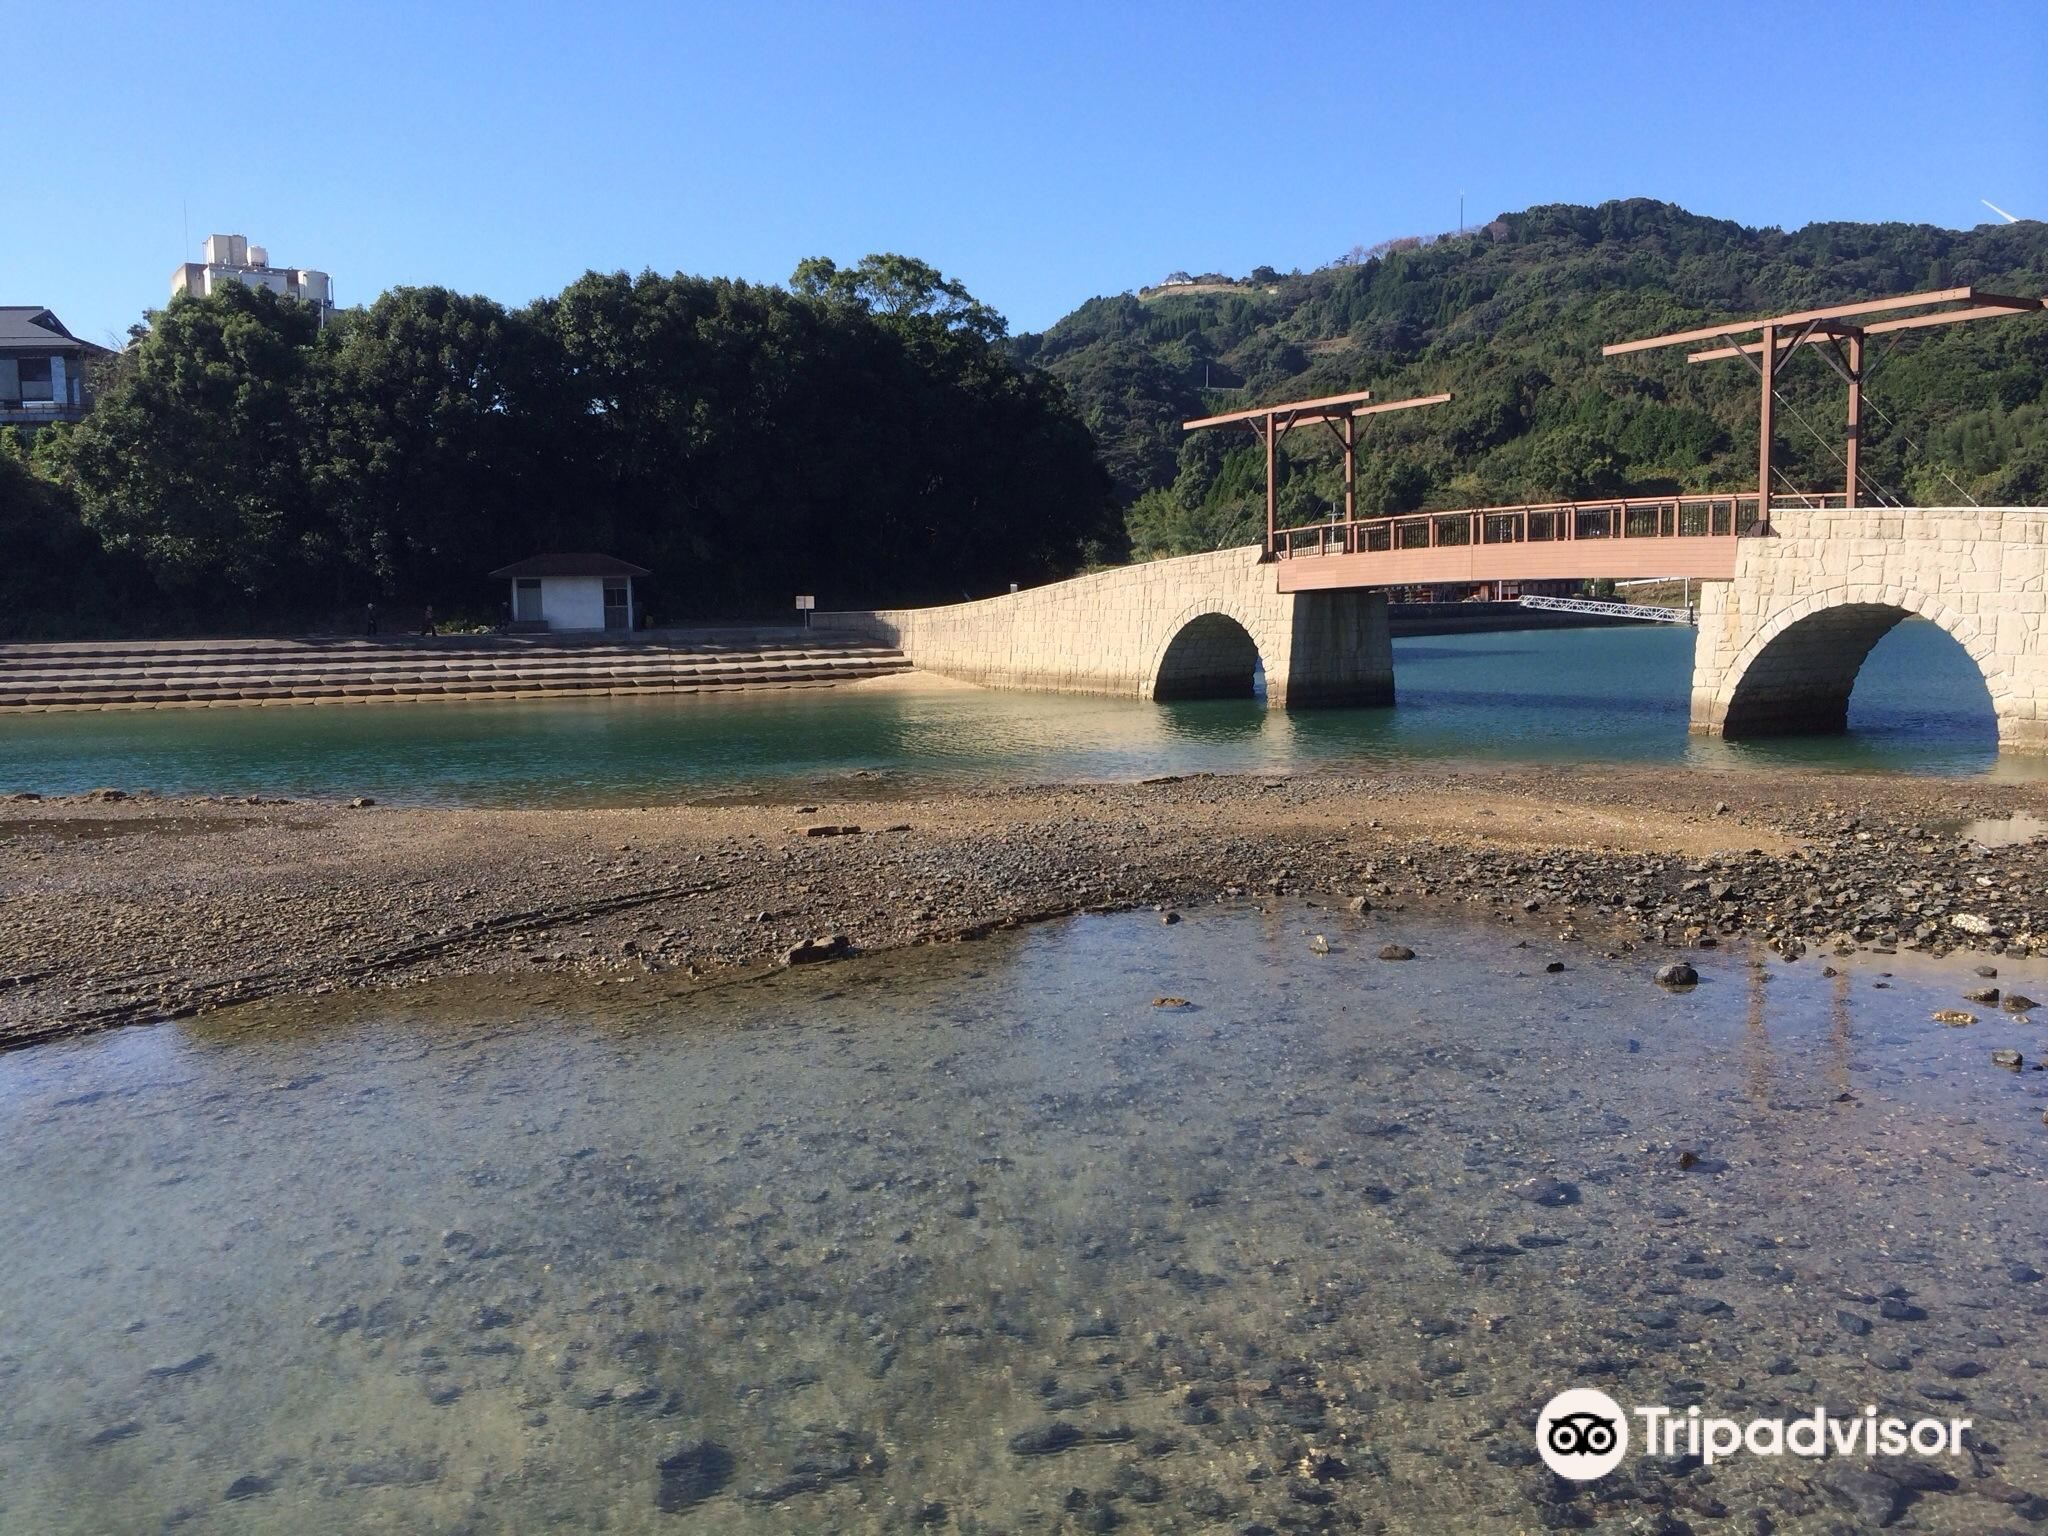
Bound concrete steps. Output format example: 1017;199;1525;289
0;634;913;711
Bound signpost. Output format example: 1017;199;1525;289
795;594;814;630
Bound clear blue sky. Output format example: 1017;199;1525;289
19;0;2046;349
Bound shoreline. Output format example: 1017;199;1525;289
6;759;2046;1055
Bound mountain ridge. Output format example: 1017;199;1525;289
1007;199;2048;558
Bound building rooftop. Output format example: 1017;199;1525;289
489;554;652;580
0;308;104;354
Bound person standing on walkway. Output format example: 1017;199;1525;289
365;601;378;636
420;605;437;637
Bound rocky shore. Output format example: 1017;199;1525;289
5;761;2047;1053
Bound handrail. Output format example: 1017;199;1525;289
1271;490;1850;559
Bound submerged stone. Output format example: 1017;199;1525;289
656;1439;735;1512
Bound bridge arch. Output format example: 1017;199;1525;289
816;544;1394;712
1148;609;1271;701
1705;584;2010;740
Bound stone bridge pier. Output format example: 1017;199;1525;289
1692;506;2048;750
817;545;1391;708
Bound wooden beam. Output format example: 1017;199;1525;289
1342;414;1355;528
1263;416;1276;551
1686;335;1828;363
1603;286;1982;356
1183;388;1373;431
1271;391;1454;433
1844;333;1862;509
1757;324;1776;513
1345;390;1454;418
1861;298;2047;334
1684;297;2047;361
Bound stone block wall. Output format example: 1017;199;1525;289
816;545;1392;709
1691;507;2048;748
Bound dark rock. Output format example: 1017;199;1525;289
1823;1467;1908;1527
1008;1422;1084;1457
1655;961;1700;988
146;1352;215;1378
343;1454;443;1487
1512;1176;1580;1207
1992;1048;2024;1072
2004;994;2038;1013
223;1475;274;1502
656;1439;736;1511
1966;987;2002;1005
784;934;851;966
1378;943;1415;961
803;824;860;838
1114;1466;1165;1503
1836;1309;1873;1336
348;797;376;809
1544;960;1566;973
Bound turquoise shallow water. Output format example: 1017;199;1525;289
3;904;2046;1533
0;622;2029;806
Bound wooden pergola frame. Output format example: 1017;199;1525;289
1182;390;1453;551
1604;286;2047;510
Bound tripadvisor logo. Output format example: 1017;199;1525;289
1538;1389;1630;1480
1536;1388;1970;1482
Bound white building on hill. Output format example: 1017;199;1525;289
171;234;334;314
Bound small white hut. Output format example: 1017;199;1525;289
490;554;650;632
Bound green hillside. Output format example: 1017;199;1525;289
1008;200;2048;559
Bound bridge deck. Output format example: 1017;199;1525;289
1270;492;1843;592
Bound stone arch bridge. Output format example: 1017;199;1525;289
817;546;1393;708
818;506;2048;749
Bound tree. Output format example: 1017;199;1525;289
1526;427;1624;499
790;254;1008;340
311;286;564;602
63;285;324;611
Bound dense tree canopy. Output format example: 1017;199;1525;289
1012;200;2048;559
6;258;1116;635
8;204;2046;633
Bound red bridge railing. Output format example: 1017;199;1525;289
1271;491;1847;560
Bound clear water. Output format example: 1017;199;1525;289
4;905;2046;1533
1;622;2030;806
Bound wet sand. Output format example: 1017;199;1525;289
5;760;2046;1054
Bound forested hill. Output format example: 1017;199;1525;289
1008;200;2048;557
1;257;1119;636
